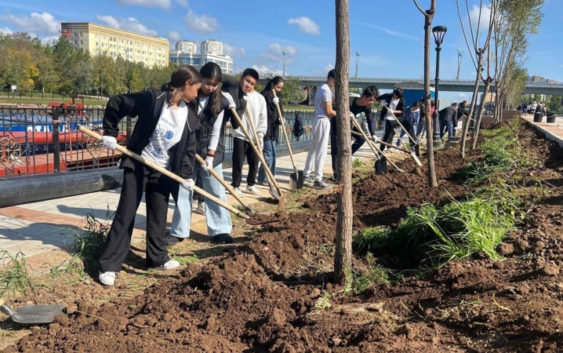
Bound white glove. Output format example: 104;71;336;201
222;91;236;109
273;97;280;105
349;112;355;119
380;101;388;107
101;135;117;150
181;178;195;191
371;135;379;142
205;156;214;171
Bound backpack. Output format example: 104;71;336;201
293;112;305;139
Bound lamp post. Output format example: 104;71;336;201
355;51;360;78
456;49;462;81
282;51;286;78
432;25;447;147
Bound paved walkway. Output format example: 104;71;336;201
0;136;388;274
521;113;563;147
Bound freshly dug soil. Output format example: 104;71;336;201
3;113;562;352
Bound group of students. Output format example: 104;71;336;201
97;64;285;286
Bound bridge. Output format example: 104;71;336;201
275;76;563;95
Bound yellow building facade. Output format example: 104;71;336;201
60;22;169;68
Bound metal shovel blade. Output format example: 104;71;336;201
289;170;304;190
1;304;64;325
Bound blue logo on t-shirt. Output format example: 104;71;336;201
165;130;174;139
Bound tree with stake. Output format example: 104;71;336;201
413;0;438;187
333;0;353;285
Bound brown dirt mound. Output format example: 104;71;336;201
3;115;562;353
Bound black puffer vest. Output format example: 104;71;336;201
196;95;230;167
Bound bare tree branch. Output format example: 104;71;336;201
413;0;426;16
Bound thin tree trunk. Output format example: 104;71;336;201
460;52;483;159
471;78;491;149
333;0;353;285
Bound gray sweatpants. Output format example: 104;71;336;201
303;117;331;182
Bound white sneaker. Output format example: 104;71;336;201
245;185;260;195
233;187;243;195
99;271;116;286
160;259;180;270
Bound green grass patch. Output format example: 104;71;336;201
0;251;34;296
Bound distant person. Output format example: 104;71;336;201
439;103;458;139
377;88;417;153
98;65;201;286
303;69;336;189
257;76;284;186
398;101;421;146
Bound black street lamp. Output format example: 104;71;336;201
432;25;447;146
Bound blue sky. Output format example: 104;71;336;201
0;0;561;83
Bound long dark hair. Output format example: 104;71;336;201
161;65;201;104
263;76;284;97
199;62;223;116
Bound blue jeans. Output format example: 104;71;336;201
170;163;232;238
257;139;276;184
440;119;454;139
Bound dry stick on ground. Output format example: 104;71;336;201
194;154;256;214
79;126;250;220
228;107;286;209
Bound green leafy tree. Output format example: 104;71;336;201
278;78;306;105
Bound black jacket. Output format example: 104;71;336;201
377;93;405;122
350;97;375;136
102;89;200;179
194;95;230;167
262;90;282;142
221;74;247;130
439;106;457;122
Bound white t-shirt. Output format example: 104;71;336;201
314;83;333;118
141;100;188;168
385;98;400;121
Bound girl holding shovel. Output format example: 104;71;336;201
98;65;201;286
167;62;235;245
257;76;284;185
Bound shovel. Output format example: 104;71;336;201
386;111;423;168
1;300;63;325
80;126;250;220
272;90;304;190
194;154;256;215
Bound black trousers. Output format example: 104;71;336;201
330;117;366;178
380;118;415;152
98;159;177;272
231;137;259;188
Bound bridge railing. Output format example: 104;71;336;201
0;106;316;179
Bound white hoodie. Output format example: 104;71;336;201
232;90;267;142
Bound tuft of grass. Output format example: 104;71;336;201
68;211;112;275
353;158;364;169
0;251;34;296
345;254;389;295
314;291;332;310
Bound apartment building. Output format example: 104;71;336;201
169;39;233;74
60;22;169;68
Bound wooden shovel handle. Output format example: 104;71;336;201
272;90;299;176
79;126;249;219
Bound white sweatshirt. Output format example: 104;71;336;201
232;90;267;142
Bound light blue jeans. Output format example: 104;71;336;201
257;139;276;184
170;163;232;238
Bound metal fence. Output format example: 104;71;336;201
0;106;315;179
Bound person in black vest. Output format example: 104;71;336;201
167;62;234;246
98;65;201;286
330;85;379;178
258;76;284;185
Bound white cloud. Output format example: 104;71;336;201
251;65;283;77
323;63;334;72
184;10;218;33
352;21;420;42
96;15;157;36
261;43;297;64
167;31;181;47
0;27;13;35
288;16;320;35
41;35;59;45
0;12;60;35
116;0;171;10
223;43;245;58
468;4;492;34
176;0;189;8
